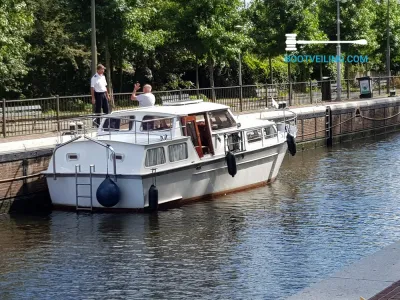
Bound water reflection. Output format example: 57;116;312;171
0;133;400;299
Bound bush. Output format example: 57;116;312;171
59;99;90;112
190;94;209;102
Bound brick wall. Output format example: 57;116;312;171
0;153;51;201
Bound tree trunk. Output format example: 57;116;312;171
119;66;123;94
299;63;307;93
196;55;199;89
105;36;113;107
208;56;215;102
195;55;200;98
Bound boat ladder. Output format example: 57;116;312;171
75;164;95;212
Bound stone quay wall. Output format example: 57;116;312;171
292;97;400;150
1;97;400;213
0;149;52;213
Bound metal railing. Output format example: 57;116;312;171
61;114;183;146
100;115;178;145
1;76;399;138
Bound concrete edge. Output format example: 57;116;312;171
286;241;400;300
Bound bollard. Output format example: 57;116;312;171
2;98;5;138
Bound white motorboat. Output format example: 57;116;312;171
43;100;297;211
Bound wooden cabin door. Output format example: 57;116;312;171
181;116;203;158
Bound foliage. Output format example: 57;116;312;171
1;0;399;99
0;0;33;96
243;53;289;83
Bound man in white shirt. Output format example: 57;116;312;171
130;83;155;107
91;64;110;126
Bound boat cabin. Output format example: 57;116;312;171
96;100;278;159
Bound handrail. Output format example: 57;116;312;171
83;135;117;181
53;135;82;179
52;134;118;181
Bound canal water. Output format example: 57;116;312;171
1;133;400;300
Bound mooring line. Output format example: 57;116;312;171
301;115;357;137
300;110;400;138
0;173;43;184
358;111;400;121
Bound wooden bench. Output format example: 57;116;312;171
256;88;278;98
0;105;43;133
0;105;42;118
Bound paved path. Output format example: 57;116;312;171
286;241;400;300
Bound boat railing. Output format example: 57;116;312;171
101;115;180;145
82;135;117;181
221;116;295;154
57;114;187;145
270;109;298;136
52;133;118;180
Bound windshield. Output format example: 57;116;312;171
209;110;236;130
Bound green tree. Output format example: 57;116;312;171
372;0;400;74
0;0;33;97
172;0;251;95
318;0;378;77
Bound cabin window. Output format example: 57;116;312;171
246;129;262;143
145;147;166;167
67;153;79;161
209;110;236;130
226;132;244;152
141;115;172;131
264;126;277;138
168;143;188;162
103;116;135;131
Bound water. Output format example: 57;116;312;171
1;134;400;300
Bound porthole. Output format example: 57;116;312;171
67;153;79;161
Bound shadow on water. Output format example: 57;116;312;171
0;132;399;299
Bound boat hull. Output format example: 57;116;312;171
46;142;288;211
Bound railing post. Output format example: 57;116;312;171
387;75;390;94
2;98;6;138
378;76;381;95
179;89;182;100
392;76;395;91
265;83;269;107
56;95;60;132
239;85;243;112
309;80;313;104
212;86;216;102
346;79;350;99
288;61;292;106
